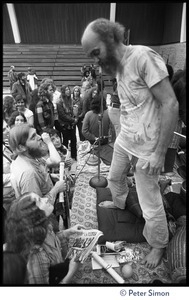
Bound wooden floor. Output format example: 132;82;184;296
3;44;113;93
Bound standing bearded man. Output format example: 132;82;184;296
81;18;178;269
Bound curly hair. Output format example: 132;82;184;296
83;86;98;102
9;123;32;153
3;96;15;115
40;78;56;90
8;111;27;128
5;192;48;260
38;81;54;99
90;18;125;44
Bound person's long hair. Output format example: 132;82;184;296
3;96;16;118
8;111;27;128
9;123;32;154
60;85;73;113
72;86;81;100
38;82;53;102
5;192;49;260
82;86;98;102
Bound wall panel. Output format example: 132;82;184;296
116;3;183;46
162;3;183;44
3;4;14;44
14;3;110;44
116;3;165;45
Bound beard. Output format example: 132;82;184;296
27;141;49;158
99;42;119;76
47;92;53;102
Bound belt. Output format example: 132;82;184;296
110;103;120;108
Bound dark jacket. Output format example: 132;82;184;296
12;80;32;107
35;98;54;135
57;99;76;130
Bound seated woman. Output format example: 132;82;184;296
15;94;34;126
8;110;27;128
5;192;85;284
82;93;115;145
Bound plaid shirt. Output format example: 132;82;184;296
27;230;63;284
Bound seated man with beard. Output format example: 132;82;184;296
9;123;66;205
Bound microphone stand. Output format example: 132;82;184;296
89;67;108;188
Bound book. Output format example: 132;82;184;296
66;229;103;263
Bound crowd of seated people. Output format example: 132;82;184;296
3;65;115;285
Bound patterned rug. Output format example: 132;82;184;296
69;143;183;285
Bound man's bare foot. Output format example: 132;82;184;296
141;248;164;269
98;201;117;209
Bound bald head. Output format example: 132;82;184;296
81;18;125;46
81;18;125;76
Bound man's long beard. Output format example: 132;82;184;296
27;142;49;159
99;42;119;76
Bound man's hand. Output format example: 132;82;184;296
64;224;86;239
142;152;165;175
50;173;60;183
60;254;80;284
41;132;52;145
54;180;66;193
68;255;80;272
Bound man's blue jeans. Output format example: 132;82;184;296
108;142;169;249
